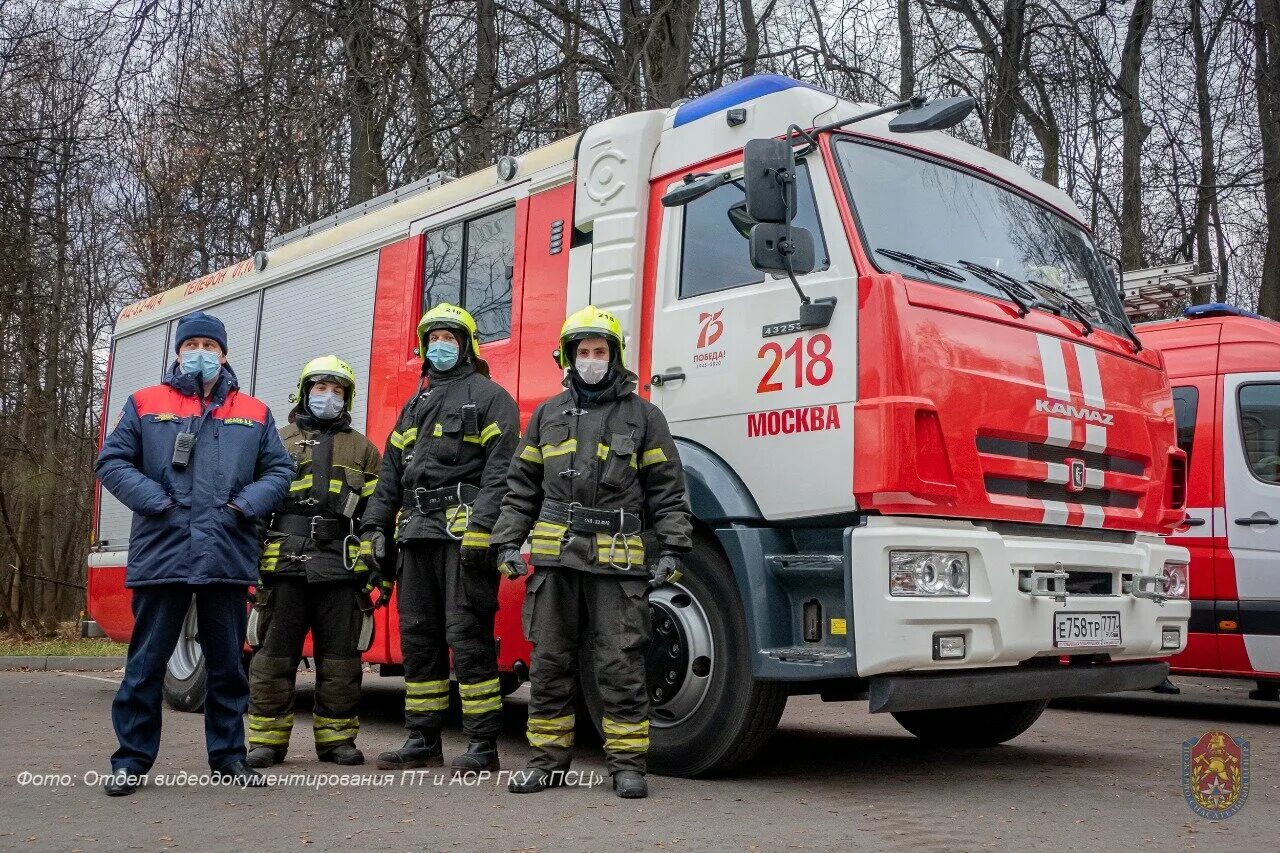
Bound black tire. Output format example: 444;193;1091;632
163;598;207;713
580;534;787;777
891;699;1048;746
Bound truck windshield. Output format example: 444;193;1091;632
834;138;1130;335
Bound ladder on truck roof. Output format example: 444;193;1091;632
267;171;457;250
1121;263;1218;320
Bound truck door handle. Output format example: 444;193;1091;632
1234;514;1279;526
650;370;686;387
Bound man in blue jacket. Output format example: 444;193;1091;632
96;311;293;796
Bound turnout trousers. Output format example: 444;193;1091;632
522;566;651;774
110;583;250;773
397;540;502;737
247;578;363;753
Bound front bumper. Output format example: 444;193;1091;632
849;517;1190;677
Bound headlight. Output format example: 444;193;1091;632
890;550;970;597
1162;561;1189;599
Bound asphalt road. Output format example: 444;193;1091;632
0;670;1275;851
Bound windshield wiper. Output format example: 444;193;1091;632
1086;301;1144;352
954;260;1048;317
1021;279;1094;335
876;248;965;283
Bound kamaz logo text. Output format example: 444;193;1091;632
1035;399;1114;425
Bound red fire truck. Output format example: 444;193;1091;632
88;74;1190;776
1138;304;1280;700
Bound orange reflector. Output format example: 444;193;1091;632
1218;619;1238;631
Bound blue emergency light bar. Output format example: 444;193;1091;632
672;74;827;128
1184;303;1263;319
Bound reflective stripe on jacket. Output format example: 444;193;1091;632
362;362;519;542
490;370;692;574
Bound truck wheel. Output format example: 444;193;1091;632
891;699;1048;746
163;598;207;713
580;535;787;777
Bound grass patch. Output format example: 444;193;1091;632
0;636;127;656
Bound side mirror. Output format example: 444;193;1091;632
743;138;796;223
887;96;976;133
727;200;755;240
661;172;730;207
750;223;815;277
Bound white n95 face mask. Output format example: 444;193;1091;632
575;357;609;385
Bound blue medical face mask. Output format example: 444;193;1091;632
426;340;460;371
308;391;345;420
180;350;221;383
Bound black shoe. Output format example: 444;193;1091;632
451;739;499;772
1249;680;1280;702
1151;677;1181;695
376;729;443;770
507;767;563;793
212;759;268;787
319;743;365;766
247;746;285;768
612;770;648;799
102;769;140;797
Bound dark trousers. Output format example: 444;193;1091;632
248;578;363;752
111;583;249;773
398;540;502;737
522;566;651;774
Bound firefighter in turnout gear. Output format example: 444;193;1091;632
361;303;519;772
493;306;692;800
245;356;382;768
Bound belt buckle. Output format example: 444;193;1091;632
412;487;429;514
309;515;325;538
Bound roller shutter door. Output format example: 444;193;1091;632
96;323;169;548
165;292;262;391
253;251;379;430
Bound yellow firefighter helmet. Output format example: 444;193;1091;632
296;355;358;412
557;305;626;368
418;303;481;359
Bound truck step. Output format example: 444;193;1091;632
763;646;852;665
766;554;844;576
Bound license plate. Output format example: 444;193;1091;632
1053;612;1121;648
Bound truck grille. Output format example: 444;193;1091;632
977;435;1146;510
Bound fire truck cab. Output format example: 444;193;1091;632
1139;304;1280;698
90;74;1190;776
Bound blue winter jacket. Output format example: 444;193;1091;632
96;363;294;587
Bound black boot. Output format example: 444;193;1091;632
319;743;365;766
1151;677;1181;695
247;746;285;768
451;739;499;772
507;767;563;793
612;770;648;799
212;759;268;787
376;729;443;770
102;769;141;797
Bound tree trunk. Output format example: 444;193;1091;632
462;0;498;172
741;0;760;79
897;0;915;100
340;0;385;204
645;0;700;107
1258;0;1280;318
1118;0;1154;270
1192;0;1220;301
987;0;1027;160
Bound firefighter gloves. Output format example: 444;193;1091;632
360;529;386;572
648;552;683;590
496;546;527;579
